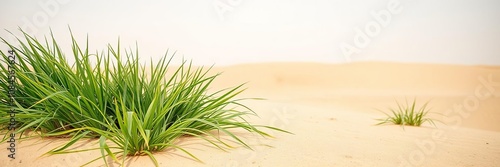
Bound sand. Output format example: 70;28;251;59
1;62;499;167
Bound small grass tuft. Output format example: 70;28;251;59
376;98;437;127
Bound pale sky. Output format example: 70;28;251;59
1;0;500;65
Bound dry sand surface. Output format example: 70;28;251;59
2;62;500;167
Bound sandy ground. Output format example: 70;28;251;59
1;62;500;167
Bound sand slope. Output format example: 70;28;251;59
2;62;500;167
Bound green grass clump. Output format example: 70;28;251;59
0;29;289;166
376;98;437;127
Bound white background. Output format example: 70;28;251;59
1;0;500;66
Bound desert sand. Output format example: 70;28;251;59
2;62;500;167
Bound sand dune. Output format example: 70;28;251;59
2;62;500;167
